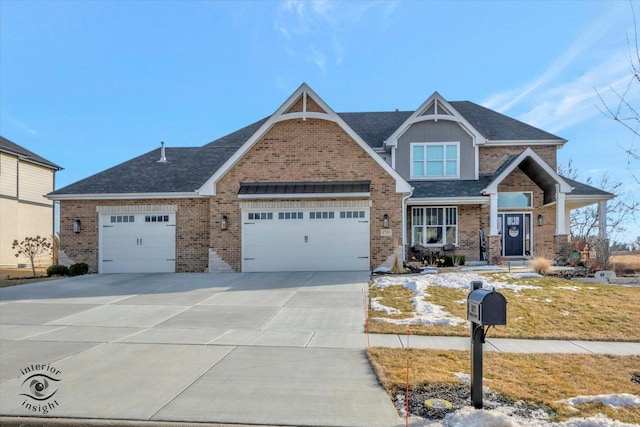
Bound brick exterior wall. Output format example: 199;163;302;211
210;118;404;271
59;198;209;273
479;145;558;174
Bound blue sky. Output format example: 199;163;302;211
1;0;638;242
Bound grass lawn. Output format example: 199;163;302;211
0;267;60;288
367;270;640;424
367;348;640;424
368;272;640;341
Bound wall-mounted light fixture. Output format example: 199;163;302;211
383;214;389;228
73;219;81;234
221;215;228;231
537;214;543;227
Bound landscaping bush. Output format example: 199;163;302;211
46;265;69;276
531;255;551;275
69;262;89;276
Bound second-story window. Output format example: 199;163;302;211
411;142;459;179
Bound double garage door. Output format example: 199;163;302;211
99;213;176;273
242;207;370;272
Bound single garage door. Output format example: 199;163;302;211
100;213;176;273
242;208;369;272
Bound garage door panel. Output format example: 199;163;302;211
242;208;370;272
100;213;176;273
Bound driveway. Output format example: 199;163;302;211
0;272;402;427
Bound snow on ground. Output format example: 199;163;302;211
411;409;640;426
371;272;540;327
560;394;640;408
555;286;581;291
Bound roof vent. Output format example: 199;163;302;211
157;141;167;163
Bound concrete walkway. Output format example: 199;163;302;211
1;272;638;427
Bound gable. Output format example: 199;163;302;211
483;148;571;204
198;83;411;195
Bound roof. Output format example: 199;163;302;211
0;136;62;170
239;181;371;196
49;94;574;198
410;176;494;199
449;101;565;142
562;177;614;197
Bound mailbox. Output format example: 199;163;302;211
467;288;507;326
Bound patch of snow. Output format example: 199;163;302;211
561;311;570;316
420;408;639;427
560;393;640;408
453;372;470;385
371;272;541;327
512;272;543;278
373;266;391;274
555;286;581;291
370;297;401;315
544;298;552;303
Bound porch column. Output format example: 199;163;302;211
598;200;608;239
489;193;499;235
555;186;566;235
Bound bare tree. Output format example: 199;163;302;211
12;236;52;277
559;160;638;269
596;1;640;184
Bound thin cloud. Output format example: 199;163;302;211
274;0;396;71
483;5;625;114
3;115;39;136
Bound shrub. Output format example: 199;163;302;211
46;265;69;276
531;256;551;275
69;262;89;276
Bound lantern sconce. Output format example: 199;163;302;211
221;215;228;231
73;219;81;234
537;214;543;227
383;214;389;228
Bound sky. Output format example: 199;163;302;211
1;0;639;243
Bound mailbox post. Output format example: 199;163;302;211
467;281;507;409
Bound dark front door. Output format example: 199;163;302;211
503;213;524;256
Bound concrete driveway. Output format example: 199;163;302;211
0;272;402;427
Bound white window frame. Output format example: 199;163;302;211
411;206;458;246
410;142;460;179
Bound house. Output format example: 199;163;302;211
47;84;613;273
1;136;62;267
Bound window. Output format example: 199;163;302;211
145;215;170;223
412;207;457;245
310;211;335;219
248;212;273;220
278;212;303;220
339;211;366;219
111;215;135;223
498;192;532;208
411;142;458;178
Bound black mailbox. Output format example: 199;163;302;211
467;288;507;326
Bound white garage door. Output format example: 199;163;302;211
242;208;369;272
100;213;176;273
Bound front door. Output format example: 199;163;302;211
503;213;524;257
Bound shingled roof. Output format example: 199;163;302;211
0;136;62;170
449;101;565;142
50;99;570;197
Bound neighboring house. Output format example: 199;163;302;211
1;136;62;267
48;84;613;273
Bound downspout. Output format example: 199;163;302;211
401;187;415;261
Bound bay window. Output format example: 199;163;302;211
412;207;458;246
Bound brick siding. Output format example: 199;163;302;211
59;198;209;272
211;118;403;271
479;145;558;174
